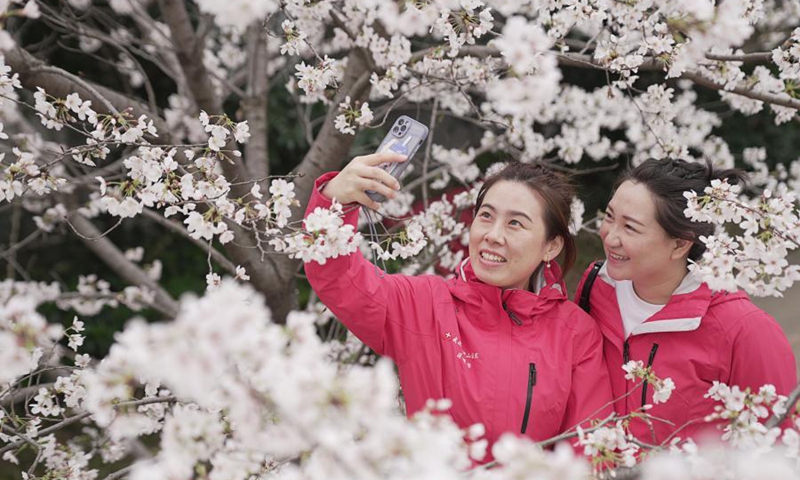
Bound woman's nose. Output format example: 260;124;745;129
602;224;621;247
484;222;504;244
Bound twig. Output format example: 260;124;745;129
626;85;667;153
102;465;134;480
33;66;119;115
139;208;237;275
0;423;40;452
65;217;124;241
6;202;22;279
0;396;178;455
536;412;617;448
766;381;800;428
421;97;439;209
0;224;41;261
0;383;55;408
658;416;707;446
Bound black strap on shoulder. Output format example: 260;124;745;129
579;260;604;313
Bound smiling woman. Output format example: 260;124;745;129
305;156;613;462
576;158;797;445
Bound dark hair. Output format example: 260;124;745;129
617;158;749;261
474;162;577;282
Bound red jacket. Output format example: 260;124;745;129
304;173;613;457
575;262;797;444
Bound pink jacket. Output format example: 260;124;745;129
575;262;797;444
304;173;613;457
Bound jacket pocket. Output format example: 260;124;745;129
520;363;537;434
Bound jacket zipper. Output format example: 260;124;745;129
622;339;631;413
502;302;522;325
640;343;660;407
520;363;537;434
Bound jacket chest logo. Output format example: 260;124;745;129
443;332;479;368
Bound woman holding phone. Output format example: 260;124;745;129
576;158;797;445
304;153;613;460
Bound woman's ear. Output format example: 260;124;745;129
546;236;565;261
671;237;694;260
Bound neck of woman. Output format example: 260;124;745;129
631;264;689;305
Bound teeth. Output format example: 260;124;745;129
481;252;506;263
609;253;628;261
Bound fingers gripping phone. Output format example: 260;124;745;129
366;115;429;202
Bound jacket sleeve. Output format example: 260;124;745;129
303;172;437;364
726;307;797;397
561;313;615;434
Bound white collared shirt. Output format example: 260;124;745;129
616;280;665;339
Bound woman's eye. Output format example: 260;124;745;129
509;220;522;227
479;211;491;219
624;224;638;233
603;211;613;221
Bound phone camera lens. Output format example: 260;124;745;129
392;126;400;135
398;118;406;125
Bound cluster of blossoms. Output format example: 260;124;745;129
2;277;800;479
54;273;156;314
577;420;640;472
2;65;336;273
622;360;677;405
277;201;362;264
199;110;251;151
486;16;561;119
684;179;800;296
572;361;676;475
704;382;791;449
294;56;341;104
390;188;477;275
0;280;62;386
432;0;494;56
431;145;481;187
2;281;495;480
369;220;428;262
640;441;800;480
334;95;374;135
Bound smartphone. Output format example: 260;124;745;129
366;115;429;202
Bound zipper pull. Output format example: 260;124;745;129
502;302;523;325
623;340;630;363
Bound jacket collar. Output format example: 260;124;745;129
596;262;711;337
447;259;568;323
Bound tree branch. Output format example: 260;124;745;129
681;70;800;111
139;208;237;276
243;23;271;185
3;46;169;134
65;210;179;318
409;46;799;113
0;396;177;456
705;52;773;63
